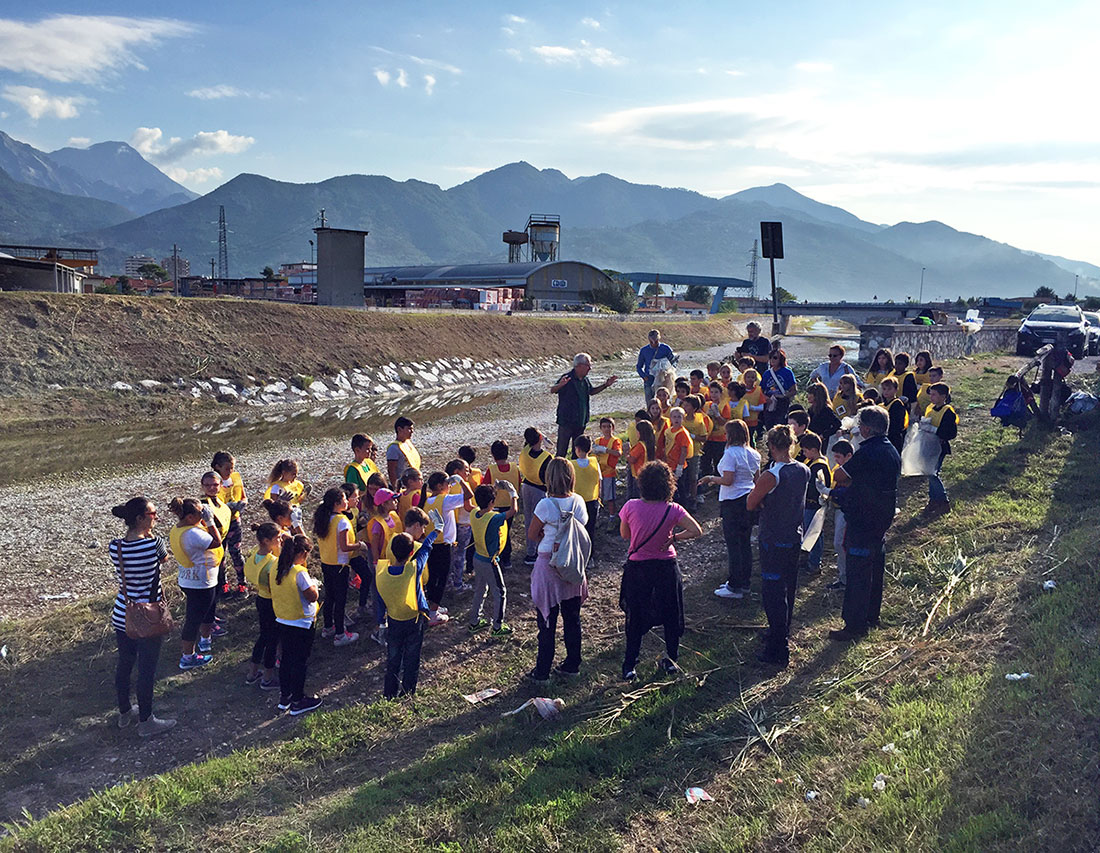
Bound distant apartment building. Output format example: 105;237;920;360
123;255;156;276
161;256;191;278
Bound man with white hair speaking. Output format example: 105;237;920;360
550;353;619;458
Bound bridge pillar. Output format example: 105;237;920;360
771;315;789;337
631;280;644;296
709;286;726;315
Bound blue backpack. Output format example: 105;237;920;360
990;390;1030;429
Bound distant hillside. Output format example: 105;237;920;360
49;141;197;214
0;166;134;244
722;183;883;234
0;131;194;216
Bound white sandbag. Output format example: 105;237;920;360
801;505;825;552
900;423;941;477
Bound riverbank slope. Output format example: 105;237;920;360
0;292;736;428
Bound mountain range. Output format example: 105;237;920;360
0;129;1094;302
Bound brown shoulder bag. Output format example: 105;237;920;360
116;539;175;639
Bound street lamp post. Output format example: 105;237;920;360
919;267;926;303
1074;274;1079;300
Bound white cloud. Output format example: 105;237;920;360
0;14;193;84
374;69;391;86
532;41;625;67
1;85;86;120
186;85;268;100
66;136;91;147
725;69;746;77
164;165;223;185
505;15;527;24
501;26;516;37
368;46;461;75
424;74;436;95
581;17;601;29
504;48;523;61
795;61;834;73
396;69;409;88
131;127;254;164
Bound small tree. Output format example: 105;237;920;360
262;266;277;281
137;263;168;281
717;299;739;314
775;286;798;303
590;279;637;314
684;284;712;306
1034;285;1057;300
116;276;134;295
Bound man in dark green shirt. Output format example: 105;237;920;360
550;352;618;458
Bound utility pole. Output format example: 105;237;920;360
217;205;229;280
748;240;758;303
210;258;215;279
319;208;327;228
172;244;179;296
1074;274;1079;300
919;267;926;303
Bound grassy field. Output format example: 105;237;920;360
2;354;1098;852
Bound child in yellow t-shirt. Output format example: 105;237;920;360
212;450;248;593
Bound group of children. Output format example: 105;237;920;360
156;343;957;715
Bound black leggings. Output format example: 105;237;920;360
251;597;279;668
425;542;452;606
535;596;583;679
115;630;162;721
181;586;217;642
321;563;349;633
720;496;754;589
278;622;314;702
584;500;600;557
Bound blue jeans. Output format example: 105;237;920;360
802;507;824;570
928;450;948;502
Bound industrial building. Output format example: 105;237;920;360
0;244;97;294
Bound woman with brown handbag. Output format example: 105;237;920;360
108;497;176;737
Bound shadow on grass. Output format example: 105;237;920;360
930;422;1100;851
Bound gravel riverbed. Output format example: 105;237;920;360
0;333;836;621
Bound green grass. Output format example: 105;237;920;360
4;354;1099;852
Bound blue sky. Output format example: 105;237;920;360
0;2;1098;263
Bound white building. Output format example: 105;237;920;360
124;255;157;276
161;256;191;278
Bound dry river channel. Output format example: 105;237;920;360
0;328;846;621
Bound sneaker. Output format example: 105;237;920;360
468;617;490;633
554;664;579;678
260;677;280;691
138;716;177;737
277;696;293;711
523;556;537;566
117;704;138;728
179;653;212;671
320;626;336;639
428;611;450;627
197;637;212;654
349;573;362;589
289;695;323;716
827;580;846;591
714;583;743;600
525;669;550;685
333;631;360;647
236;583;249;595
491;623;514;638
370;627;387;646
660;658;682;675
623;669;637;682
245;670;263;685
210;624;228;638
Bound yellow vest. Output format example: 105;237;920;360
218;471;245;519
926;403;957;428
367;511;400;569
271;563;314;623
865;370;893;386
832;392;861;420
264;479;305;504
317;513;355;564
571;458;601;503
916;383;933;414
684;413;711;457
730;398;749;422
199;496;231;565
244;549;276;599
375;557;423;622
912;371;931;387
518;447;552;486
169;524;200;569
486;461;521;509
344;458;380;484
388;439;421;473
422;492;450;542
397;490;420;524
470;509;508;560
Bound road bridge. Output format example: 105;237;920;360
612;272;755;314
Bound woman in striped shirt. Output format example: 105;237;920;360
108;497;176;737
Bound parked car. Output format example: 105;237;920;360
1016;304;1088;358
1084;312;1100;356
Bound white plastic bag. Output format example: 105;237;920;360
801;506;825;553
900;423;941;477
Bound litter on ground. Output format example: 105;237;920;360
872;774;887;792
804;790;819;802
463;688;501;705
501;697;565;720
1005;672;1033;681
685;787;714;804
1042;579;1057;591
881;742;897;753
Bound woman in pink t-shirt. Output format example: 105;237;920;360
618;461;702;681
